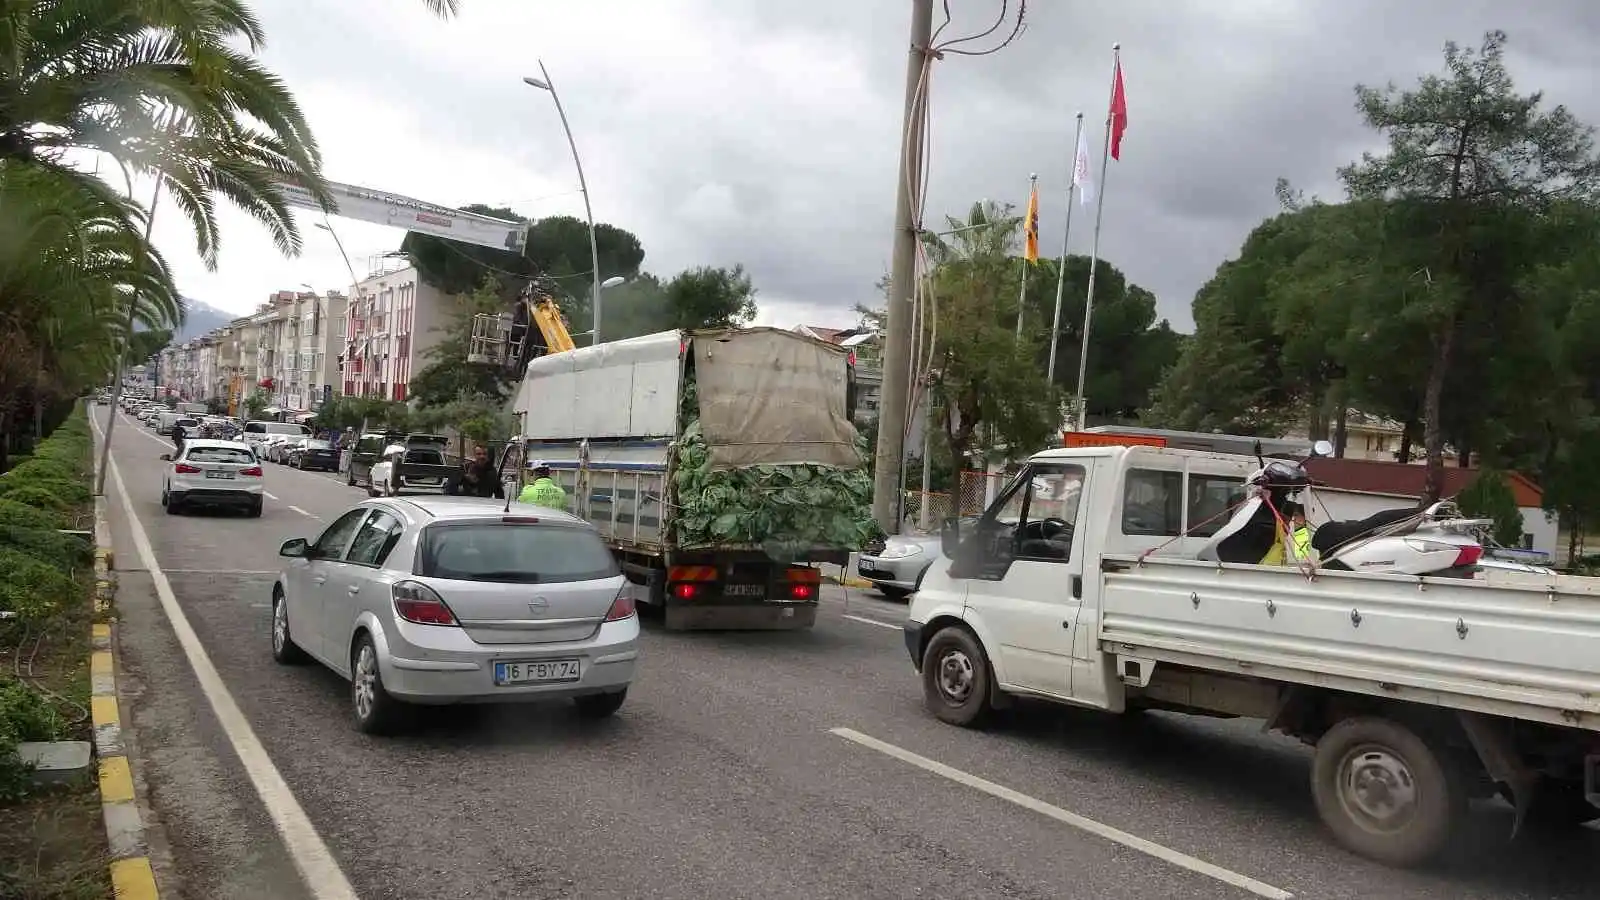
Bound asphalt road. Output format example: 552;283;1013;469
93;407;1598;900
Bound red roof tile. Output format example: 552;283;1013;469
1304;457;1543;507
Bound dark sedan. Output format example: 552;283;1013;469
289;439;340;471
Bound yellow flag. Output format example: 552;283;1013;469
1023;182;1040;262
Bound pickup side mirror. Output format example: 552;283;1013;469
279;538;310;558
159;453;172;462
940;516;961;558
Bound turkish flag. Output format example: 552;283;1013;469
1109;59;1128;160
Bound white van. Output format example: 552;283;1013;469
241;420;310;452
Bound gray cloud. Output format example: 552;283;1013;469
157;0;1600;334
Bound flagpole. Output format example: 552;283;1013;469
1074;44;1120;430
1015;172;1037;339
1046;112;1085;387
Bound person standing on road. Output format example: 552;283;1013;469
517;461;568;511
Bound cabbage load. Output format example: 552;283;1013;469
671;382;881;557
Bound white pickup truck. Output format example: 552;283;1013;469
904;443;1600;867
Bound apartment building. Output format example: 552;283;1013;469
342;265;450;401
239;289;349;411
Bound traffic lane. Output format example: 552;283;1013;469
169;577;1250;900
820;623;1599;900
97;421;317;900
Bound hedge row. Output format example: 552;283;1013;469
0;404;93;799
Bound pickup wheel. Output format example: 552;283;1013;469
921;627;992;728
1311;716;1464;867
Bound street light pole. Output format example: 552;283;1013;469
524;63;604;344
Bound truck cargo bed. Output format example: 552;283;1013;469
1098;555;1600;730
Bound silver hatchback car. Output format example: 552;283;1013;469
270;495;639;733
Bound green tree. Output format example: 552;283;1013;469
1456;469;1525;547
663;265;758;330
1335;30;1600;501
243;388;270;419
407;278;519;410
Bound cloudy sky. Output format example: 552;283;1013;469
146;0;1600;332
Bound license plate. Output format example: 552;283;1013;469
411;477;440;484
723;584;765;597
205;471;235;479
494;659;581;686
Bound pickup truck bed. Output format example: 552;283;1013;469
1099;555;1600;731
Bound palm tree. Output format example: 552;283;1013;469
0;0;333;265
0;162;182;459
421;0;461;15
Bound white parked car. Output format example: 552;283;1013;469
270;496;639;734
160;440;265;516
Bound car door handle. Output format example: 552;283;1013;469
1071;575;1082;599
312;575;327;585
347;585;361;595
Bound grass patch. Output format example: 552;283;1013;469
0;780;111;899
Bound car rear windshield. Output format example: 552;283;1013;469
184;446;255;465
417;523;619;584
404;449;443;464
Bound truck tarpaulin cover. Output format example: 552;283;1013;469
692;329;858;470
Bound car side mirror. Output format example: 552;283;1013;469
940;516;961;558
159;453;172;462
279;538;310;558
1310;439;1334;458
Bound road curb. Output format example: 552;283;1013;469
92;416;162;900
826;573;875;589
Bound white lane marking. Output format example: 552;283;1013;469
93;416;361;900
286;505;319;519
842;614;900;630
264;492;280;501
829;727;1294;900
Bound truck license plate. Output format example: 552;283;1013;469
723;584;765;598
494;659;581;685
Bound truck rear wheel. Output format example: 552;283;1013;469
1311;715;1464;867
921;627;992;728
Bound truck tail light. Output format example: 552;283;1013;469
670;583;700;600
789;583;816;600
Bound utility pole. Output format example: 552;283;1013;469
871;0;934;536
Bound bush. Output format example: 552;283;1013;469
0;676;65;801
0;477;90;508
0;547;77;623
0;498;65;532
4;458;80;481
0;484;71;514
0;525;90;568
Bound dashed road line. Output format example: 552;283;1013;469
264;492;280;501
830;727;1294;900
842;614;900;630
94;414;361;900
286;505;319;519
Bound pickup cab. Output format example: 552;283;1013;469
905;443;1600;867
362;434;455;497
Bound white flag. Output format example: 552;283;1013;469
1072;128;1096;207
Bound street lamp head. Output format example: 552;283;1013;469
522;76;551;91
601;276;625;289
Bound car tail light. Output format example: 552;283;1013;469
391;580;458;626
173;463;201;474
240;466;263;477
605;588;636;622
1454;544;1484;567
789;583;816;600
670;583;700;600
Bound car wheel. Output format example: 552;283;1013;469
350;633;403;735
270;589;308;665
574;690;627;719
247;497;263;518
163;490;180;515
921;626;993;728
1311;716;1465;867
879;586;911;601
